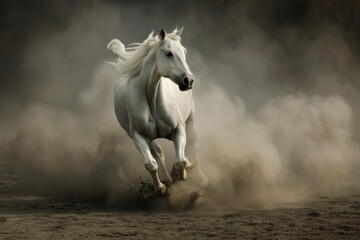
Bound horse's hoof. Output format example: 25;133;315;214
171;161;188;181
155;184;167;197
171;168;187;181
180;168;187;180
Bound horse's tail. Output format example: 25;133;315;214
107;39;126;60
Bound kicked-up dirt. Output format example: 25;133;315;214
0;161;359;239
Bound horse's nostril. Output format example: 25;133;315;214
190;79;194;86
183;77;189;86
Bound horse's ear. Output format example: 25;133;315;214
176;26;184;36
159;28;166;41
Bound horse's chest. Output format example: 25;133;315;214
130;104;177;140
155;112;177;138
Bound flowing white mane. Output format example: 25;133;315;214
107;28;182;78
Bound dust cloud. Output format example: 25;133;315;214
0;0;359;209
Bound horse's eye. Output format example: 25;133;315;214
165;52;173;57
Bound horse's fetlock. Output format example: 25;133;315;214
145;161;158;172
174;161;186;170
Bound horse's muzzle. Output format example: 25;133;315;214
179;76;194;91
179;84;192;91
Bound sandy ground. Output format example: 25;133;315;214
0;161;359;240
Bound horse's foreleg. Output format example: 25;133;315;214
150;141;172;186
133;132;166;196
171;124;190;181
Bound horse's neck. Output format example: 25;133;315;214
138;53;161;116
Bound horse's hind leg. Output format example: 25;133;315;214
150;141;172;186
133;132;166;196
185;115;209;188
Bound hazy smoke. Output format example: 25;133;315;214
196;86;358;207
1;0;359;209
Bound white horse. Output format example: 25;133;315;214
107;28;206;195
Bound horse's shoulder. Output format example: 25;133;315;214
157;79;194;122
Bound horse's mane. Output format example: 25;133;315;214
107;29;182;78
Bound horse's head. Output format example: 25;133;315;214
155;28;194;91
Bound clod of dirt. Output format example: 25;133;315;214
222;214;235;219
307;211;321;217
0;217;7;223
341;226;353;231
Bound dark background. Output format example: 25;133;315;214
1;0;360;102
